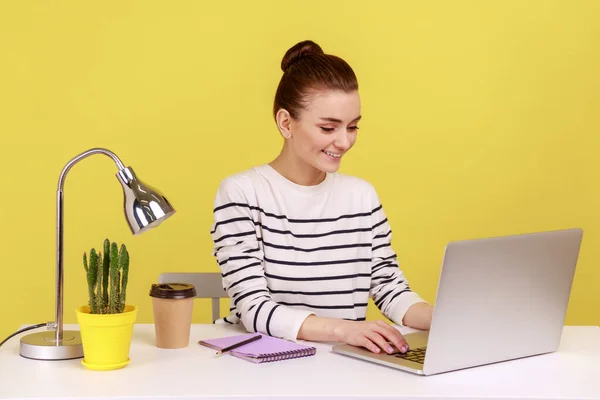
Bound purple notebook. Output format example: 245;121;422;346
199;333;316;363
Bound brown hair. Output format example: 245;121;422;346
273;40;358;120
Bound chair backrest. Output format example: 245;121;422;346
158;272;228;323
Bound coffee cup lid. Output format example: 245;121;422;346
149;283;197;299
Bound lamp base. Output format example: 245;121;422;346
19;330;83;360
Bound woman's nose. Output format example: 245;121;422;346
334;131;351;150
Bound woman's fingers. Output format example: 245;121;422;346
364;331;392;354
342;320;411;354
373;322;409;353
359;335;382;354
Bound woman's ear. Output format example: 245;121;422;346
275;108;293;139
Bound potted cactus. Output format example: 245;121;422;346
75;238;138;371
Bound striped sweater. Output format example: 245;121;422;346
210;164;426;341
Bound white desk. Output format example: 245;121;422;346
1;324;599;400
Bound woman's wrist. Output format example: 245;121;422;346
298;315;349;342
327;318;346;342
402;302;433;330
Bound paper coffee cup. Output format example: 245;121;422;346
149;283;197;349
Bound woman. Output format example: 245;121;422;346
210;40;433;355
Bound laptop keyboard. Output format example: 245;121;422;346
394;347;427;364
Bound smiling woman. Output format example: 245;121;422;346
209;40;433;356
271;41;361;185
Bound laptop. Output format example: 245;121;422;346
332;228;584;375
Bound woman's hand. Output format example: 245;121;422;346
298;315;408;354
334;319;409;354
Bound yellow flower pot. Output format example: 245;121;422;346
76;305;138;371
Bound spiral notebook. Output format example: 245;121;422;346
198;333;316;363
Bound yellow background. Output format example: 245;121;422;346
1;1;598;341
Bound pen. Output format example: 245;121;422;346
216;334;262;356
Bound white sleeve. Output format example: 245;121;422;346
210;177;314;340
368;189;428;325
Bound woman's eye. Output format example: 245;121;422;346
320;127;335;132
348;126;359;131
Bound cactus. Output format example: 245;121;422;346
83;252;93;311
96;253;105;314
116;269;121;312
119;244;129;313
102;239;110;307
87;249;99;313
83;239;131;314
109;242;119;314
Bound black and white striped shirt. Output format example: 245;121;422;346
210;164;426;341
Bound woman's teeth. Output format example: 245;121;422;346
323;150;341;159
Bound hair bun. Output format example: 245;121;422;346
281;40;324;72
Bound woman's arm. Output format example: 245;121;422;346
297;315;411;354
368;188;433;330
211;177;314;341
402;302;433;330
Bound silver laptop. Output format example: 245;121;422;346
332;228;583;375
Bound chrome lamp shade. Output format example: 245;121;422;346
117;167;175;235
19;148;174;361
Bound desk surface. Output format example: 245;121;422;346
1;324;599;400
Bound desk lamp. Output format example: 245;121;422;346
19;148;175;360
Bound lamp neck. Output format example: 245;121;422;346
57;148;125;191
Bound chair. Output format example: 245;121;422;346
158;272;228;323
